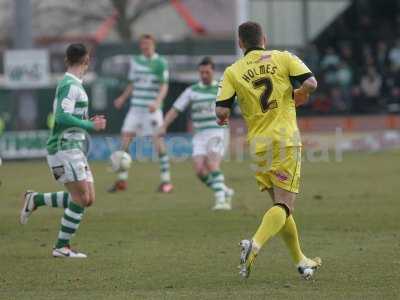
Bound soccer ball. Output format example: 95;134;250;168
110;151;132;172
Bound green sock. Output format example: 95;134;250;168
199;174;213;189
210;171;226;202
55;201;85;248
159;153;171;183
33;192;70;208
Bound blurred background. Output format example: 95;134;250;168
0;0;399;160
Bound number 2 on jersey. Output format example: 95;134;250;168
252;77;277;113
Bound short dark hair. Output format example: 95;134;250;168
65;43;88;66
139;33;156;42
198;56;215;69
238;21;263;49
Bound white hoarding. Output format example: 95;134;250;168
4;49;50;89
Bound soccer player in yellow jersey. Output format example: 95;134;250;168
216;22;322;279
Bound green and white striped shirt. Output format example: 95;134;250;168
173;81;221;132
129;54;169;108
47;73;92;155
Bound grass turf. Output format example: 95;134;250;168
0;151;399;299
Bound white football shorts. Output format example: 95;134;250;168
47;149;93;184
121;106;163;136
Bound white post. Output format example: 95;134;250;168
235;0;249;57
13;0;36;130
14;0;33;49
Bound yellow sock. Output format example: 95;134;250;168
280;215;306;264
252;205;287;250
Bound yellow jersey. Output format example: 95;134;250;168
216;48;313;154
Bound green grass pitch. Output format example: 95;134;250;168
0;151;399;299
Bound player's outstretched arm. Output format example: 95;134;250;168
159;86;191;135
55;84;102;131
159;108;179;136
114;84;133;110
294;76;318;107
149;84;169;113
57;112;106;132
57;111;94;131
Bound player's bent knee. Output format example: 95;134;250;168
273;186;296;214
154;137;166;154
194;164;207;176
121;132;134;143
122;131;135;138
196;169;207;179
274;201;293;216
86;195;95;207
76;191;91;207
206;158;221;172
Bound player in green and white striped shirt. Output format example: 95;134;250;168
20;44;106;258
159;57;234;210
110;34;173;193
